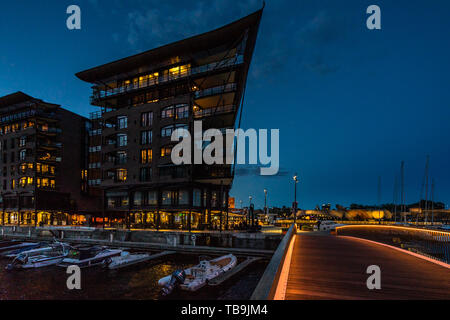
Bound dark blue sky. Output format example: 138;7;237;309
1;0;449;209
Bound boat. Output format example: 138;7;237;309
0;240;20;248
104;251;151;270
58;246;122;268
158;254;237;295
0;242;41;257
5;242;71;270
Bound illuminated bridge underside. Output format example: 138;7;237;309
286;235;450;300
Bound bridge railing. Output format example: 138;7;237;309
251;223;297;300
336;225;450;264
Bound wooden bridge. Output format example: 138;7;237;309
252;225;450;300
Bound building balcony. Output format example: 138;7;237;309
90;55;243;103
193;104;235;119
194;83;237;99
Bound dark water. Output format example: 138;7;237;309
0;252;266;300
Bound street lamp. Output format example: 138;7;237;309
248;196;253;226
264;189;268;218
293;174;299;226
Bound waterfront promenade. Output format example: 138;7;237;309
285;234;450;299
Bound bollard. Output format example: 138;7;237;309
110;233;114;243
61;230;64;240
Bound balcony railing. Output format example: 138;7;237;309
90;55;243;102
194;83;237;99
193;105;236;119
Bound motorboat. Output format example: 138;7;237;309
158;254;237;295
0;242;41;257
58;246;122;268
105;251;151;270
5;242;71;270
0;240;20;248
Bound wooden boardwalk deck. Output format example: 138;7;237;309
285;234;450;300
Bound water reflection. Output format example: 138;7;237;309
0;254;266;300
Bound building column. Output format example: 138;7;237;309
207;189;212;230
156;209;160;231
102;189;106;229
17;194;21;226
226;192;229;230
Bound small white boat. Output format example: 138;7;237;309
105;251;151;270
6;242;71;270
58;246;122;268
158;254;237;294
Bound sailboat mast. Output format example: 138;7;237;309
424;155;430;224
401;161;405;223
431;178;435;225
393;175;398;222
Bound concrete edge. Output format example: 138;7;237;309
250;224;297;300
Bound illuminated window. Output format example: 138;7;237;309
161;106;174;119
141;149;152;164
160;146;172;158
175;104;189;119
42;178;49;187
19;177;27;187
116;169;127;182
50;179;55;189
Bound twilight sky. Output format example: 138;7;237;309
0;0;449;209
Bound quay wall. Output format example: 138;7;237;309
0;226;281;251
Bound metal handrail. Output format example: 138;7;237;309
336;225;450;264
90;55;243;101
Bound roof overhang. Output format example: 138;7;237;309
76;9;263;83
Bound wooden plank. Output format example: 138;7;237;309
285;235;450;300
108;251;175;270
209;257;261;286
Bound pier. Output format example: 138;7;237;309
252;224;450;300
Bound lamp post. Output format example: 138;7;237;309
293;174;299;226
249;196;252;226
264;189;268;217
